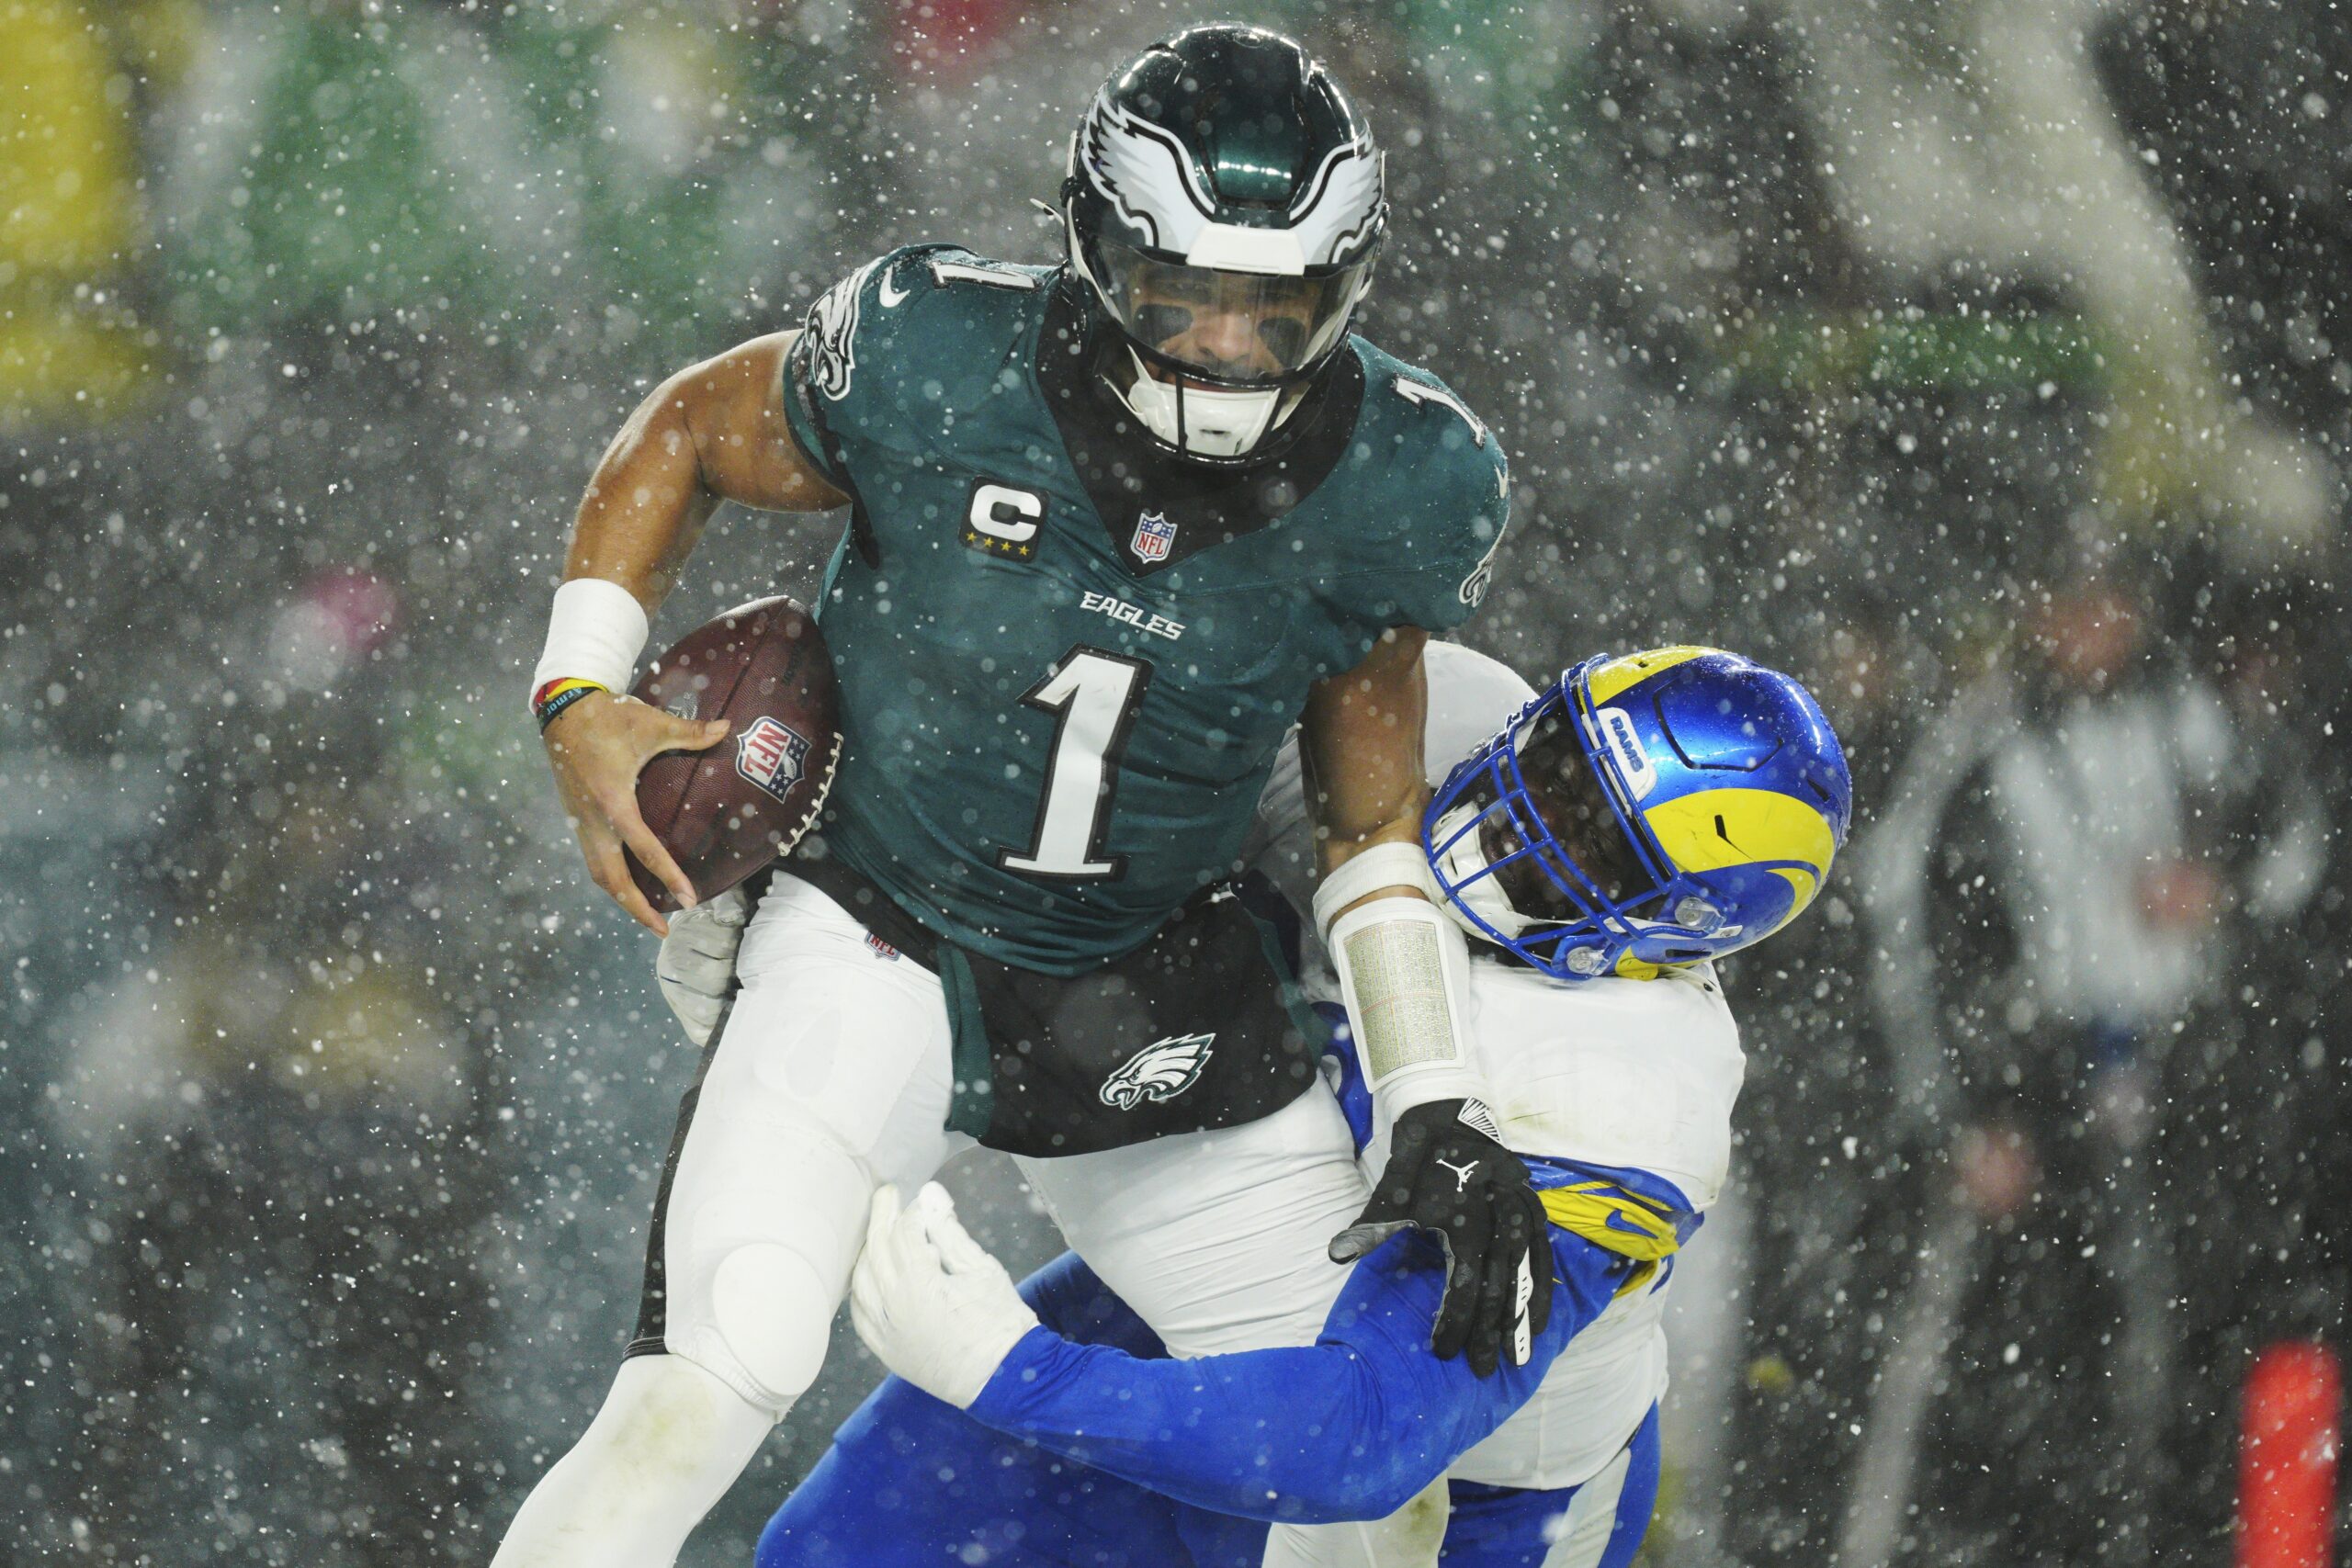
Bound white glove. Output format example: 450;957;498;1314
653;883;752;1046
850;1183;1040;1411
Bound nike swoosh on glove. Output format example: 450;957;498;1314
851;1183;1041;1411
1329;1098;1554;1378
653;883;752;1047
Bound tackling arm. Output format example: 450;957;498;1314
537;333;848;934
1299;629;1553;1374
853;1184;1614;1525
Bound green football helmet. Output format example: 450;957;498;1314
1060;24;1387;463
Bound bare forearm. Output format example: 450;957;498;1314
1304;627;1493;1122
1304;626;1433;906
565;387;718;611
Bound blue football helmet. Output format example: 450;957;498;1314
1423;647;1853;981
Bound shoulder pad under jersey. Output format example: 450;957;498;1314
788;244;1053;470
1321;338;1511;636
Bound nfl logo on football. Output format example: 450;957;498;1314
735;715;811;803
1130;510;1178;563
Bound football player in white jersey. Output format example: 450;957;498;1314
663;641;1853;1567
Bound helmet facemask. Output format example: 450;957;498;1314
1064;209;1374;461
1424;650;1851;981
1058;27;1386;465
1426;691;1688;978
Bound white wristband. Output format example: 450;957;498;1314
531;577;650;703
1310;840;1438;941
1327;892;1485;1113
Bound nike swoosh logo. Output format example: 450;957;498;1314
877;265;910;307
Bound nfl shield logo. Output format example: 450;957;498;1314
734;715;812;804
1130;510;1178;563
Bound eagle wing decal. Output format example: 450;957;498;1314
1082;95;1217;256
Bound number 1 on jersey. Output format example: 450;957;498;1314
998;647;1152;880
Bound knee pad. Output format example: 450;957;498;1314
707;1242;836;1404
667;1114;874;1413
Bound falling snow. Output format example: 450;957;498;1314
3;2;2346;1564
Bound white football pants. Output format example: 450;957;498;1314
495;872;1434;1568
492;872;965;1568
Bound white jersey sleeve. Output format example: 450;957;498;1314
1451;961;1746;1492
1417;639;1542;781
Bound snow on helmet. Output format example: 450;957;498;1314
1424;648;1854;981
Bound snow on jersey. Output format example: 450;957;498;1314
781;245;1509;973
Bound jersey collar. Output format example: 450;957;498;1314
1034;276;1367;578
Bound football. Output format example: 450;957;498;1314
626;594;841;912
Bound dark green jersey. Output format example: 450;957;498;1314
780;245;1508;972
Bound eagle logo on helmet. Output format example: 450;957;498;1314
1083;97;1217;254
1080;94;1384;270
1287;137;1385;268
1099;1032;1216;1110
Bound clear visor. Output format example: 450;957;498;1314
1095;240;1363;384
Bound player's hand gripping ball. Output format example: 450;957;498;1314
627;595;842;913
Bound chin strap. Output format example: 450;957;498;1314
1116;349;1298;459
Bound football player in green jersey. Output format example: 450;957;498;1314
500;26;1527;1567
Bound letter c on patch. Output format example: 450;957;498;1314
969;484;1044;544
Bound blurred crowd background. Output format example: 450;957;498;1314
4;0;2346;1562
